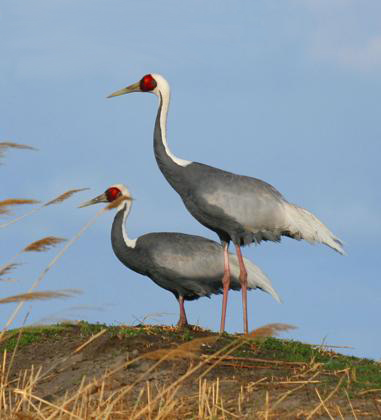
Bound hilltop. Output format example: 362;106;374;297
0;322;380;418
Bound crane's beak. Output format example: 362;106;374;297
79;193;108;208
107;81;141;98
79;193;133;208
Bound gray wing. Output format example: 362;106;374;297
136;232;280;302
136;233;229;299
184;164;344;253
139;233;226;280
185;163;288;233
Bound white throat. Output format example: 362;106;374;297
119;200;137;248
152;74;192;168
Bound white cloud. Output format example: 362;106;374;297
299;0;381;73
312;34;381;73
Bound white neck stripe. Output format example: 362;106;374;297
155;77;192;168
119;201;137;248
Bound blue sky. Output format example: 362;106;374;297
1;1;380;359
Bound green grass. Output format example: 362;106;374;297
0;324;70;352
203;335;381;396
1;322;380;396
247;337;381;395
0;321;199;352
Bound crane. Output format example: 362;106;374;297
107;74;344;334
80;184;280;328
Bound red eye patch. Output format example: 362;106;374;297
140;74;157;92
105;187;121;202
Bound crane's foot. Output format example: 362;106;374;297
176;320;205;333
177;319;190;329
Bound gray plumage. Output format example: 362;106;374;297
107;73;344;333
108;74;344;252
153;91;344;253
80;185;280;327
111;199;280;303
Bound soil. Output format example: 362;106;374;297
2;323;381;419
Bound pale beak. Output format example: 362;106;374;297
79;193;108;208
107;81;141;98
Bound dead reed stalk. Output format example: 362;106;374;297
0;188;88;228
0;199;39;216
1;206;108;338
22;236;66;252
44;188;89;206
0;142;36;164
0;289;81;305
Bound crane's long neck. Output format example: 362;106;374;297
153;85;191;190
111;201;148;276
111;201;137;259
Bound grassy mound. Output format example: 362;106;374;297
0;322;380;418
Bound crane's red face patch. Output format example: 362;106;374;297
105;187;122;202
140;74;157;92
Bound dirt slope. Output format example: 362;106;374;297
1;322;380;418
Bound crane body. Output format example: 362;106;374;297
81;184;280;327
108;74;344;334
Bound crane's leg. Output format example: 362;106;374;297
235;245;248;335
220;241;231;333
177;296;189;328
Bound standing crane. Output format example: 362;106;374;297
80;184;280;328
107;74;344;335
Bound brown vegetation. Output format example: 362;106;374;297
23;237;67;253
0;323;380;419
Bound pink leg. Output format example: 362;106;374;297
177;296;189;328
220;242;231;333
235;245;248;335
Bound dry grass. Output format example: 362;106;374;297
0;289;81;305
44;188;89;206
0;325;273;419
1;145;104;344
0;142;36;151
106;195;130;210
0;324;377;419
248;323;296;338
1;237;66;278
22;237;67;252
0;199;40;216
0;263;20;278
0;263;20;283
0;142;36;163
1;163;88;228
1;204;108;336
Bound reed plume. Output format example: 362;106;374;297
23;236;66;252
1;188;88;228
106;195;130;210
0;289;81;304
0;199;39;216
0;142;36;163
44;188;89;206
248;323;296;338
0;263;20;278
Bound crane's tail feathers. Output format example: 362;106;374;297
230;256;282;303
285;204;345;255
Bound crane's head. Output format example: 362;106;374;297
107;74;168;98
79;184;132;209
